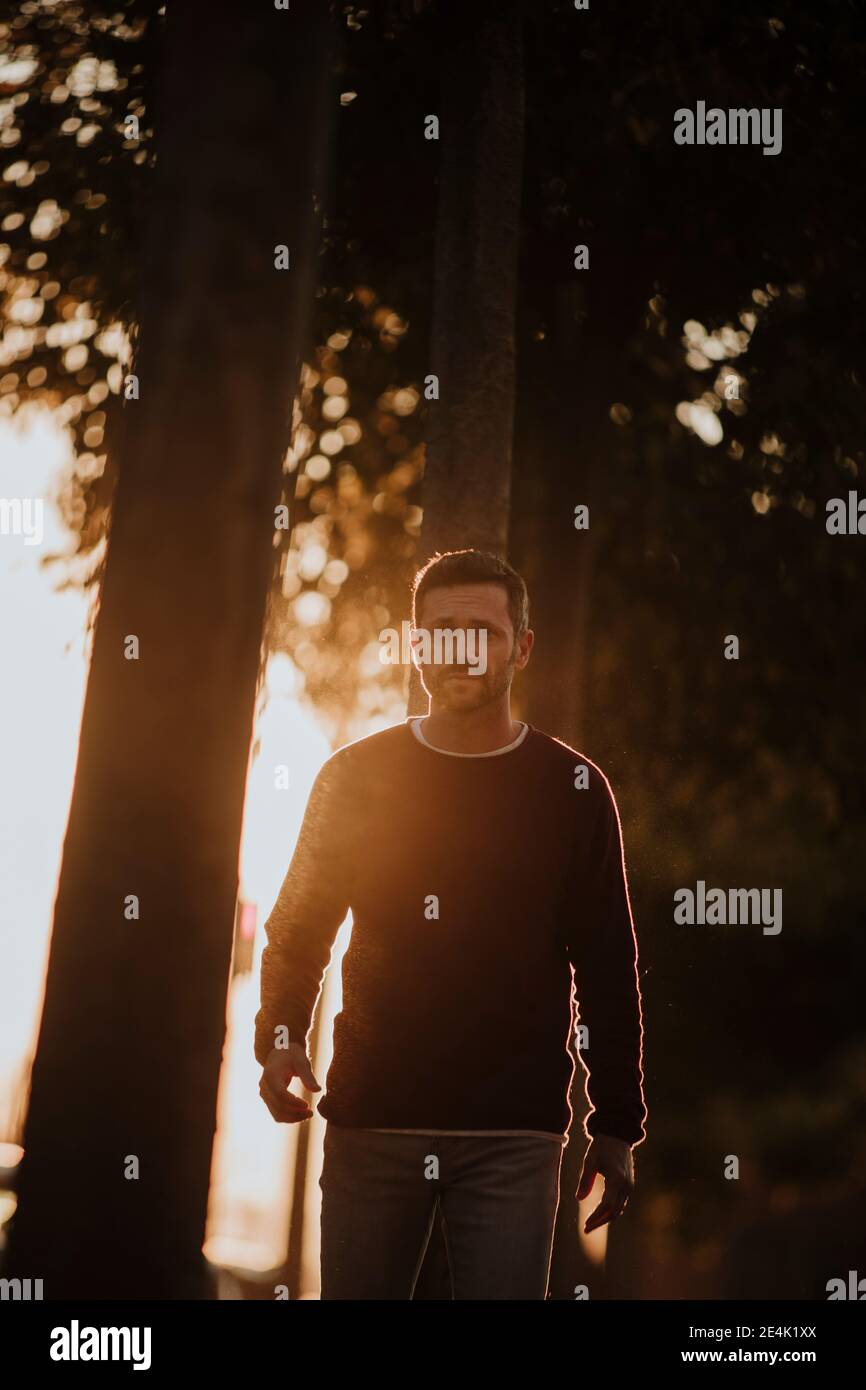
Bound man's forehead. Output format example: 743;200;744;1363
418;582;509;618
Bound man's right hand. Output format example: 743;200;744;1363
259;1043;321;1124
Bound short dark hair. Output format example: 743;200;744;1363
411;549;530;640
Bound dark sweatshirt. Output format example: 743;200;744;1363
254;718;647;1146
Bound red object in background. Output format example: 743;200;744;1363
238;902;257;941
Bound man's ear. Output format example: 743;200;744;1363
409;624;424;671
514;628;534;670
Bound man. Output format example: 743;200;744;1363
255;548;646;1299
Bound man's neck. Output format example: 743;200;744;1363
419;702;523;755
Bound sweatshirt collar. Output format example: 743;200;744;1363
407;716;529;758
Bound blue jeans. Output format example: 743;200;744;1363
318;1124;564;1299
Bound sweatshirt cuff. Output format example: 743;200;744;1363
254;1013;311;1067
584;1112;645;1146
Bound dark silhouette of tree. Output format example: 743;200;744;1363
6;0;333;1299
417;3;524;561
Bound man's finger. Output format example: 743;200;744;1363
261;1069;296;1105
259;1078;312;1121
261;1091;313;1122
293;1055;321;1093
576;1159;599;1201
583;1180;630;1233
259;1078;307;1110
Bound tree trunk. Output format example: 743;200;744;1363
407;0;525;726
6;0;331;1300
411;0;526;1296
511;279;602;747
419;1;523;558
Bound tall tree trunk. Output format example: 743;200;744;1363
511;288;599;746
6;0;331;1300
419;1;523;557
407;0;525;724
411;0;525;1297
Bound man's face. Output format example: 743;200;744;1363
412;581;533;712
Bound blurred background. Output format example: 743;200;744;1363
0;0;865;1299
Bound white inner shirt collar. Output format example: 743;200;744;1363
409;717;529;757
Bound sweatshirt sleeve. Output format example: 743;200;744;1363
253;751;353;1066
566;769;647;1147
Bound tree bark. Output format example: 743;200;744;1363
7;0;331;1299
407;0;525;722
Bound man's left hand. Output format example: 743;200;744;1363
576;1134;635;1234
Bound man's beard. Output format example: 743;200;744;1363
422;657;514;709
